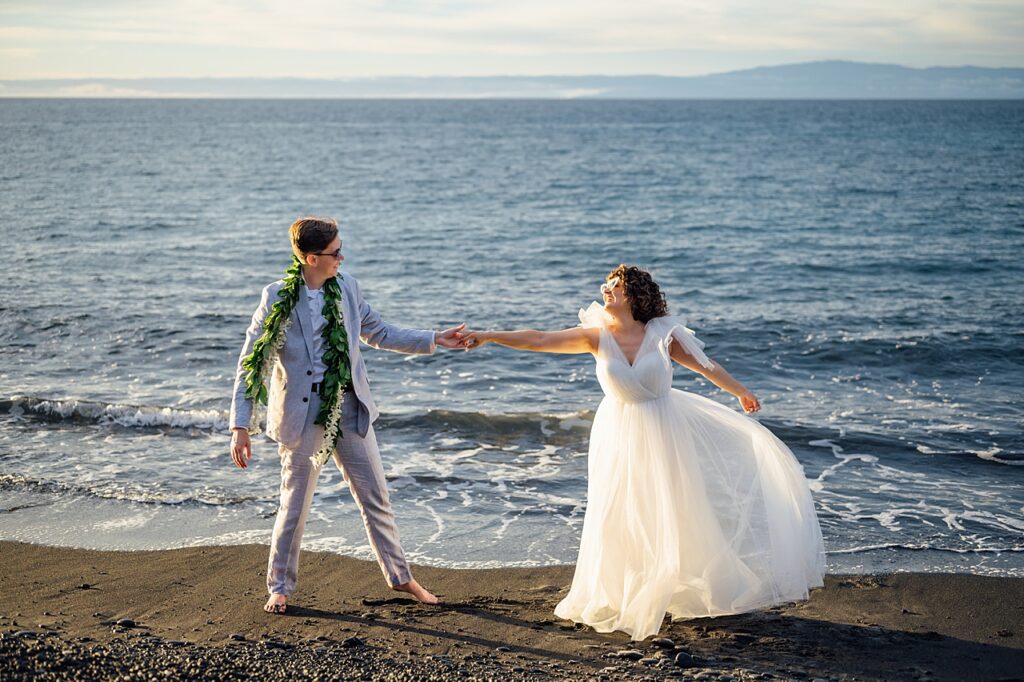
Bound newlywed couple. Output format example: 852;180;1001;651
230;216;826;641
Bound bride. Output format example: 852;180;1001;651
462;265;826;640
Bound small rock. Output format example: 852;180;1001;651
652;637;675;648
14;630;36;639
78;583;92;590
115;618;136;628
262;639;292;650
496;646;511;652
341;636;365;648
360;611;379;620
996;629;1013;637
673;651;697;668
600;667;619;675
615;649;644;660
229;633;246;641
639;657;661;665
533;583;561;592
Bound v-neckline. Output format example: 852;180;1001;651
605;325;651;368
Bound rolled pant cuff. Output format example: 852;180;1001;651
387;568;413;588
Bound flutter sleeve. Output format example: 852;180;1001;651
578;301;614;330
657;315;715;370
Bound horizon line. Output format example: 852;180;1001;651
5;59;1024;83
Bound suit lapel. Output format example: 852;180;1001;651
295;286;317;367
337;274;357;351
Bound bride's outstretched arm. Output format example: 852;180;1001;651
668;340;761;413
463;327;598;354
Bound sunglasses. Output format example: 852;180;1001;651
600;276;621;294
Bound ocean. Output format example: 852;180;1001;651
1;99;1021;575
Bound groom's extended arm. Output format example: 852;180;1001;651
349;276;438;354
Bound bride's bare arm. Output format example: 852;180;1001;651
668;340;761;413
464;327;598;354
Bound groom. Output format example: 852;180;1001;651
230;216;465;613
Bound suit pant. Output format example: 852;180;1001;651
267;390;412;595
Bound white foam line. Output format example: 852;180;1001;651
828;543;1024;555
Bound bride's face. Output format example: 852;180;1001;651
601;276;629;312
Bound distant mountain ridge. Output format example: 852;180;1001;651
2;61;1023;98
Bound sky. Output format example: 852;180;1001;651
1;0;1023;80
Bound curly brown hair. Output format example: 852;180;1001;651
607;264;669;323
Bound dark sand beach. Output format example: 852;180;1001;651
1;541;1021;681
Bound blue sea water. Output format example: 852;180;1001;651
0;99;1022;575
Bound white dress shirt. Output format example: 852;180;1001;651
305;286;328;383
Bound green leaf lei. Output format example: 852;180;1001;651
242;255;352;467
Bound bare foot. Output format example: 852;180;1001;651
393;578;439;605
264;593;287;614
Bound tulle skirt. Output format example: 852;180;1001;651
554;388;826;640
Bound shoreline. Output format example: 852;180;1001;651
1;542;1021;680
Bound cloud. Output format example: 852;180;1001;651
1;0;1022;77
52;83;211;98
0;47;39;59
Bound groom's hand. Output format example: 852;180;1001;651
231;428;252;468
435;323;466;349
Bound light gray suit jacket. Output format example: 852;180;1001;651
230;273;435;447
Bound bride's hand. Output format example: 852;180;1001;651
738;391;761;414
462;330;490;350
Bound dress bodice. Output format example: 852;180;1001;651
595;327;673;403
579;302;714;405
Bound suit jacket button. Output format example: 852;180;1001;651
302;397;308;403
307;370;312;376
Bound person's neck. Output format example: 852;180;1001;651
607;308;642;333
301;266;329;291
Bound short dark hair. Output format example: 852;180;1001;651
607;264;669;323
289;216;338;261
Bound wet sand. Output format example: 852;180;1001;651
1;541;1021;680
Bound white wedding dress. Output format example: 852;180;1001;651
554;303;826;640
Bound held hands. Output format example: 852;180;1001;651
231;428;252;468
460;330;490;350
435;323;468;349
738;391;761;414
